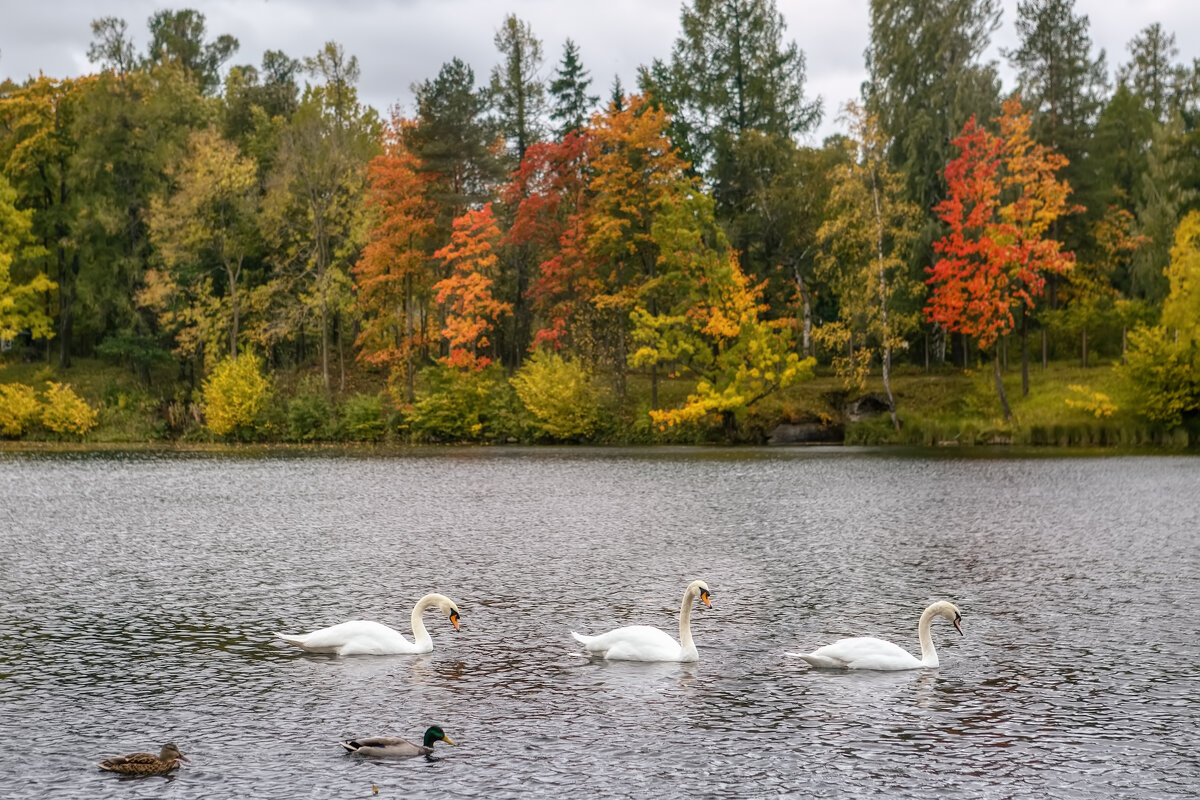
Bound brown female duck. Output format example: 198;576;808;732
97;742;189;775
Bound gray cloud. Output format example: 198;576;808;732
2;0;1197;142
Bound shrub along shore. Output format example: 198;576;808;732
0;356;1192;450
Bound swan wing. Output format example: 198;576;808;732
572;625;683;662
275;620;419;655
800;636;923;671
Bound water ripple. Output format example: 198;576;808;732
0;448;1196;798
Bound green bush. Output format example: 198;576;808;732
202;352;272;439
409;365;520;442
0;382;40;437
510;350;604;441
1122;326;1200;428
341;392;386;442
287;392;332;442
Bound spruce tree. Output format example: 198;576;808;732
650;0;820;174
866;0;1001;216
548;39;598;139
609;74;625;112
1005;0;1108;317
1118;23;1185;121
488;14;545;163
408;58;500;229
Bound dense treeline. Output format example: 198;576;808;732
2;0;1199;443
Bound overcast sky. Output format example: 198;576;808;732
2;0;1198;142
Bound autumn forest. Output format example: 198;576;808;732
2;0;1199;446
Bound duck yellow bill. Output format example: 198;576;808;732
442;736;456;746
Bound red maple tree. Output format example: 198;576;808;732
927;97;1077;419
502;131;598;349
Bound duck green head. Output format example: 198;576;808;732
422;726;455;748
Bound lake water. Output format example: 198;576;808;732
0;447;1196;798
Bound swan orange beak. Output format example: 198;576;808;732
701;591;712;608
450;612;461;631
953;616;964;636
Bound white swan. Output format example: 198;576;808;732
274;593;460;656
571;580;711;662
798;600;963;670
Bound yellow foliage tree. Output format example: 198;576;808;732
510;350;603;440
1121;211;1200;427
631;191;814;431
147;128;260;364
0;383;41;437
41;382;98;436
817;104;921;430
202;352;272;437
0;174;54;342
1162;210;1200;345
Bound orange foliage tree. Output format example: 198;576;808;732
353;116;436;401
927;97;1077;420
432;203;512;371
505;97;692;405
584;96;692;405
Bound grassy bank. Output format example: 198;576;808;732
0;354;1192;449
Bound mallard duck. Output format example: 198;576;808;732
572;579;711;662
275;593;461;656
96;742;189;775
339;726;456;758
798;600;964;670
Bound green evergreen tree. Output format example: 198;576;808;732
608;74;625;112
1117;23;1187;121
647;0;820;175
407;58;501;230
548;39;598;139
1130;115;1197;303
639;0;821;325
1092;84;1154;212
1006;0;1107;236
866;0;1001;215
488;14;545;164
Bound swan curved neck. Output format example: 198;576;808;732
678;586;698;650
917;604;939;667
410;594;443;647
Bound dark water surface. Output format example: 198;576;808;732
0;447;1196;798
